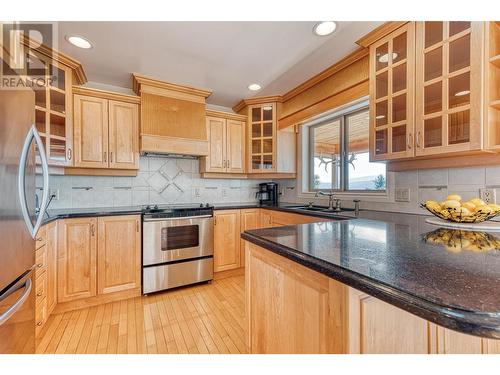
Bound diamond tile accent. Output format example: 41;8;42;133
147;171;170;193
160;160;181;180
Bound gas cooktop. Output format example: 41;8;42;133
142;203;214;219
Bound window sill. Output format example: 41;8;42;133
298;190;392;203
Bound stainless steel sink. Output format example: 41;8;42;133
286;205;355;214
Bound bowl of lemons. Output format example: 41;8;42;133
421;194;500;223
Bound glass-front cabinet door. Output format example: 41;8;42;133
248;103;276;172
28;50;73;166
369;22;415;161
415;22;483;156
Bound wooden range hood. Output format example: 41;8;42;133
132;74;212;156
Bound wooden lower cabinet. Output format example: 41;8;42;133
348;288;431;353
214;210;241;272
34;221;57;337
245;241;500;354
239;208;260;266
56;215;141;312
57;217;98;303
97;215;141;294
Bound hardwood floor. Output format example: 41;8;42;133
36;275;246;354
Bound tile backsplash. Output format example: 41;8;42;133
293;165;500;216
41;156;296;209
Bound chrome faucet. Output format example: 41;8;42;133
315;191;341;211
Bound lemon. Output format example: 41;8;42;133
462;202;476;212
470;198;486;207
441;200;461;210
447;194;462;202
476;205;493;215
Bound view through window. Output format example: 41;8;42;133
309;106;386;191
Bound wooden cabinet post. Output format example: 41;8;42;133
239;208;261;267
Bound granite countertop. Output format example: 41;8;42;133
242;211;500;339
41;202;301;224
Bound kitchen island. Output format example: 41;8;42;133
242;211;500;354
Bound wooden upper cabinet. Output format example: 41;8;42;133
248;103;277;172
108;100;139;169
370;22;415;161
97;215;141;295
73;88;140;170
214;210;241;272
73;94;109;168
57;217;97;303
415;22;483;156
201;111;246;174
226;119;245;173
205;116;226;172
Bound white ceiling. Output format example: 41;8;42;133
57;21;382;108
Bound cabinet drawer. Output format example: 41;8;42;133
35;247;47;278
35;272;47;305
35;297;47;336
35;226;47;249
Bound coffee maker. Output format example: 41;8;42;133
256;182;279;206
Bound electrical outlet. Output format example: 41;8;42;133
480;188;496;204
395;188;410;202
194;188;201;198
49;188;59;201
222;188;227;198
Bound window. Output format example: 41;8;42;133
308;106;386;192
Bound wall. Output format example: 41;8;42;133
292;165;500;217
41;156;295;209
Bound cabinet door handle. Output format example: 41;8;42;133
136;220;139;233
91;223;95;237
104;152;107;163
67;147;72;160
416;132;421;148
227;159;230;169
407;133;412;149
110;152;113;163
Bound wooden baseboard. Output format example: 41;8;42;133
214;267;244;280
53;287;141;314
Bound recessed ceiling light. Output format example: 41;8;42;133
313;21;337;36
248;83;261;91
263;106;273;111
378;52;398;63
65;35;92;49
455;90;470;97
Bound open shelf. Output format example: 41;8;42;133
490;55;500;69
490;100;500;110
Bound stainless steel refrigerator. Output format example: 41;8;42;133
0;78;50;352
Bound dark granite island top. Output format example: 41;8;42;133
241;212;500;339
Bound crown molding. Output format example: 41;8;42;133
281;47;369;102
22;35;87;85
72;86;140;104
355;21;408;48
132;73;212;98
232;95;283;113
205;109;247;121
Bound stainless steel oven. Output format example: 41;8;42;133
142;205;214;294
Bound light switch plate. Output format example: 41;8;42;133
395;188;410;202
480;188;496;204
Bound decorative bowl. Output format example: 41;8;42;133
419;203;500;223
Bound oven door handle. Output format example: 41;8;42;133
143;214;213;222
